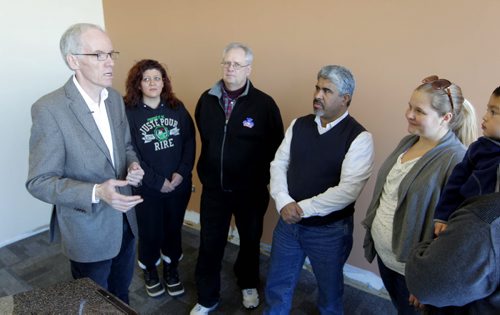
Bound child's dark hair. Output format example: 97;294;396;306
493;86;500;97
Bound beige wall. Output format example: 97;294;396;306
102;0;499;274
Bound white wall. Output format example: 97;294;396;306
0;0;105;247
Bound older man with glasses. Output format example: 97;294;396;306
26;23;144;304
190;42;284;315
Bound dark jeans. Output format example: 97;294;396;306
70;215;135;304
264;217;353;315
195;186;270;307
377;256;420;315
135;183;191;269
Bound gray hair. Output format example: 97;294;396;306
222;42;254;65
317;65;355;105
59;23;104;67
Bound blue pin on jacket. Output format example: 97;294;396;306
242;117;254;128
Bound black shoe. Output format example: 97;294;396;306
143;268;165;297
164;263;185;296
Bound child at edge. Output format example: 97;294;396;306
434;86;500;236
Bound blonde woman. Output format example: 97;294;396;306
362;75;477;314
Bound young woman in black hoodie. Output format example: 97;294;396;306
124;59;195;298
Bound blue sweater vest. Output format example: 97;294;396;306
287;114;366;226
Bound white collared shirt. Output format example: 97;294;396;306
72;76;114;203
72;76;114;167
270;111;374;218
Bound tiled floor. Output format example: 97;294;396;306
0;226;395;314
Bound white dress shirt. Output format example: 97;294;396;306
270;111;374;218
73;76;114;203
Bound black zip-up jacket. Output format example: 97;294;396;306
195;80;284;191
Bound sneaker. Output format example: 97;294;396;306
164;263;185;296
189;302;218;315
242;288;259;309
143;268;165;297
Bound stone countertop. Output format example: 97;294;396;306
0;277;138;314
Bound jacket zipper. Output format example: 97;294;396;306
220;120;228;190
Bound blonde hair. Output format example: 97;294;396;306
416;82;478;146
455;99;478;146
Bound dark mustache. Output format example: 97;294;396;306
313;99;323;107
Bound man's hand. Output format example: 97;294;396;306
126;162;144;187
96;179;143;212
280;202;303;224
434;222;448;236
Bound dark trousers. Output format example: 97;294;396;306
70;215;135;304
195;186;270;307
377;256;420;315
135;183;191;269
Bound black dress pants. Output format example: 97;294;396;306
195;186;270;307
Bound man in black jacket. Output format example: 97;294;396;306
190;42;284;315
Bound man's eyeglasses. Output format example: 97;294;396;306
220;61;249;70
72;51;120;61
142;76;163;83
422;75;454;111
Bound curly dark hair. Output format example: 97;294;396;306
124;59;179;109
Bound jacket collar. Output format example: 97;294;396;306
63;77;116;172
208;79;251;98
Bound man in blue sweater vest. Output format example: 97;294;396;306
264;65;374;315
